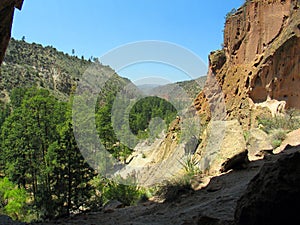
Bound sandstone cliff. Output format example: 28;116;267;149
194;0;300;127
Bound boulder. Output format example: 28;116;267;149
103;200;124;213
235;151;300;225
195;120;247;175
274;128;300;153
220;150;249;173
247;128;272;160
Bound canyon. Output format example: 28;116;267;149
0;0;300;224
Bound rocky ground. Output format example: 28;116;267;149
25;147;299;225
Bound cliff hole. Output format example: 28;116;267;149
235;87;239;95
245;77;250;88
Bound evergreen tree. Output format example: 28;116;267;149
1;88;96;218
48;106;96;216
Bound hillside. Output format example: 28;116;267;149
0;38;130;102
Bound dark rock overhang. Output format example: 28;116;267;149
0;0;24;65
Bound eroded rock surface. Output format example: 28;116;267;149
195;120;246;175
274;128;300;153
194;0;300;127
247;128;273;160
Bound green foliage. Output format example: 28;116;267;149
271;129;287;149
0;101;10;130
0;178;28;221
102;180;143;206
180;155;201;178
95;92;135;161
129;96;177;136
152;155;200;203
257;110;300;149
257;109;300;134
0;87;96;220
95;94;177;161
92;176;146;206
225;8;237;20
1;38;92;97
0;38;166;221
243;130;250;142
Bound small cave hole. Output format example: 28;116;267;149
245;77;250;88
235;87;239;95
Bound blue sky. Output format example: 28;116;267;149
12;0;245;84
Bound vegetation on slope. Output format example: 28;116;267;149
0;39;181;222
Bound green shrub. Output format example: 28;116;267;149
271;139;282;149
154;180;192;203
157;155;202;199
180;155;201;179
271;129;287;149
0;177;29;221
225;8;237;20
258;109;300;134
94;176;146;206
243;130;250;142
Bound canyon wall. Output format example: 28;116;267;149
194;0;300;127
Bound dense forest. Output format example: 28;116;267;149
0;39;199;222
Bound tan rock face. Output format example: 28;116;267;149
224;0;294;64
247;128;272;160
194;0;300;127
195;120;246;175
274;128;300;153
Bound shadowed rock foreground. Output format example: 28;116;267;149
27;148;299;225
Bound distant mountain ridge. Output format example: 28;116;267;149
149;76;206;99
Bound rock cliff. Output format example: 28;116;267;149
0;0;24;65
194;0;300;127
